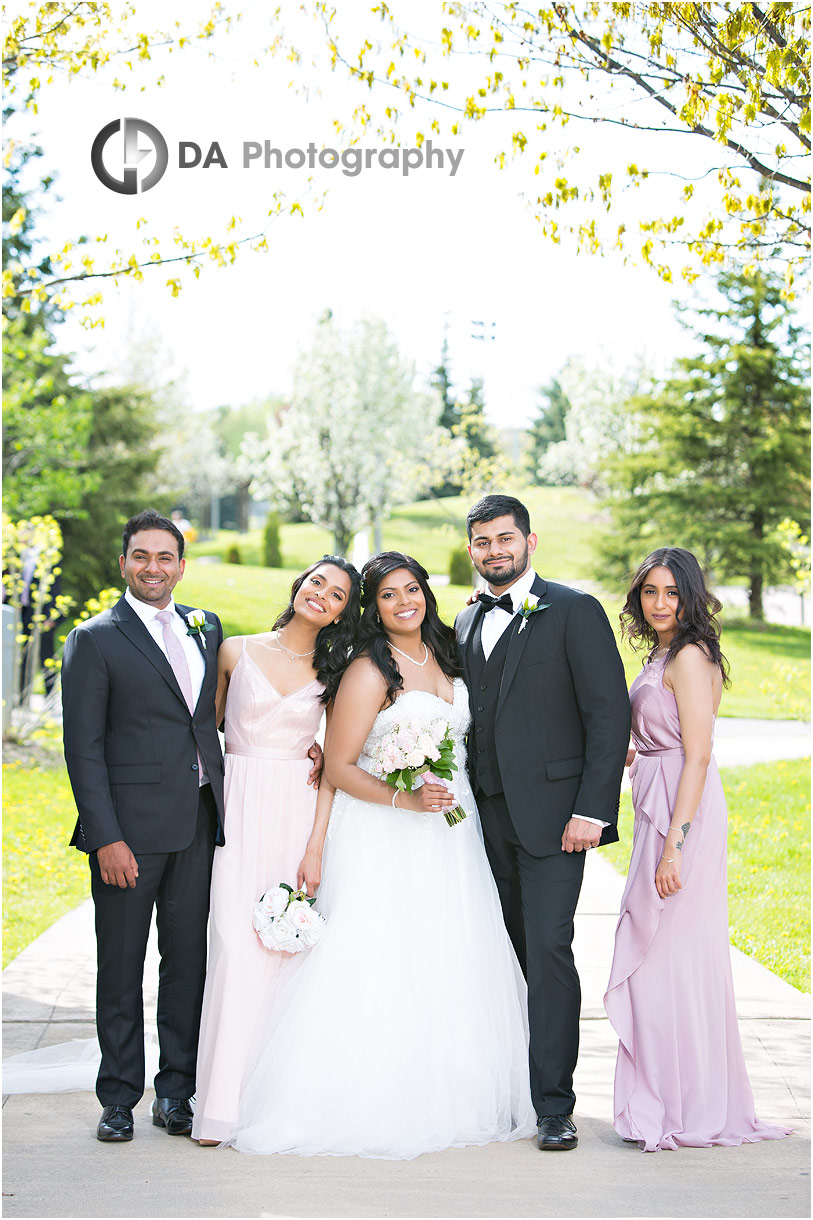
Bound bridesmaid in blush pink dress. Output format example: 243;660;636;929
192;556;360;1145
604;547;791;1152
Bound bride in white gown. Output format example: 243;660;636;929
230;552;536;1159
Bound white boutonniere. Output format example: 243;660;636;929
517;594;551;633
185;609;215;649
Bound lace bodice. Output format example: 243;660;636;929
358;677;471;770
327;676;478;838
362;677;472;747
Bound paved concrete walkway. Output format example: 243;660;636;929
3;849;809;1220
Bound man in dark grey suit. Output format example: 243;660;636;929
456;494;629;1151
62;508;225;1142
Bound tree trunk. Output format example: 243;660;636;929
749;510;765;620
373;511;383;554
333;523;352;556
237;484;249;533
749;571;764;620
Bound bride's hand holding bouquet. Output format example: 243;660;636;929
372;719;467;826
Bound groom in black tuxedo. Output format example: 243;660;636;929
456;494;629;1150
62;508;225;1142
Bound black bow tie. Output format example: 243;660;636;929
478;591;514;614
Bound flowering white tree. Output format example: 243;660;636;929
243;314;450;554
150;409;235;528
537;358;643;493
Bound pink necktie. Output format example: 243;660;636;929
156;609;194;712
156;609;205;782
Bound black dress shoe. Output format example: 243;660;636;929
152;1096;194;1135
97;1105;134;1142
537;1114;578;1150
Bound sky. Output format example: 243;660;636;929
8;1;739;428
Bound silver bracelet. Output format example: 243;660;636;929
661;856;677;863
391;789;400;809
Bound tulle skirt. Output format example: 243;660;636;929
230;782;536;1159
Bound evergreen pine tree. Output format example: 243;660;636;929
599;267;810;618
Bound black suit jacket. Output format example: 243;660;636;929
455;574;630;857
62;594;225;855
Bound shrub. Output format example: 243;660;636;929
262;511;283;567
225;545;242;565
449;545;473;586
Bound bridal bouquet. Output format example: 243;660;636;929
252;882;326;953
371;717;467;826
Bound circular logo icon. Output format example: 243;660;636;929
91;118;168;194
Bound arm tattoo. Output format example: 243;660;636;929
675;822;691;852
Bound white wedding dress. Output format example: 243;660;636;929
230;679;536;1158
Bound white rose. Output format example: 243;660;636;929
406;749;425;768
186;609;207;628
251;903;271;938
260;886;289;918
287;899;316;930
382;748;400;773
266;913;301;952
288;903;325;947
399;727;419;752
298;914;325;948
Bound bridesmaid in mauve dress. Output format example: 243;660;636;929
604;547;791;1152
192;556;360;1145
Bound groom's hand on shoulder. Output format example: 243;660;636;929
307;742;324;788
97;840;139;888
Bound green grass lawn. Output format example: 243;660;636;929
191;486;608;580
5;752;808;990
185;486;810;720
603;606;811;721
601;757;811;991
2;756;88;967
180;561;810;721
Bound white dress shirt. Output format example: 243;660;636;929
480;565;537;660
478;567;608;831
124;589;208;784
124;588;206;704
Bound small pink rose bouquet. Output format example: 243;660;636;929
371;717;467;826
252;882;325;953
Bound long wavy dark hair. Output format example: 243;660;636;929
620;546;730;687
357;551;460;706
273;555;361;703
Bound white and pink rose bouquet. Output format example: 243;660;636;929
252;882;325;953
371;716;466;826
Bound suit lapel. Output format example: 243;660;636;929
496;573;548;716
111;596;190;713
456;601;486;684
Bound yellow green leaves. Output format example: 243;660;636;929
8;207;26;236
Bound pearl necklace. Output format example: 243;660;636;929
388;640;429;668
273;629;316;662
